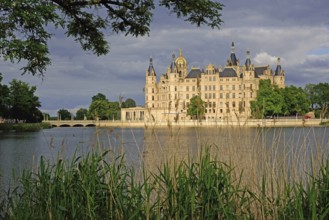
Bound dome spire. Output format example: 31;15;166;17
147;56;156;76
245;50;251;70
275;57;282;76
230;42;238;66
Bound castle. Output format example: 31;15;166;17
121;42;285;122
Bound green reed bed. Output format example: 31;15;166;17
0;122;51;132
1;148;329;219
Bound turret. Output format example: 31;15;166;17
145;57;157;108
273;57;285;88
245;50;251;71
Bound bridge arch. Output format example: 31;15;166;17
59;124;71;127
73;124;84;127
86;124;96;127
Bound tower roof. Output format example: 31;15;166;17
175;49;187;66
170;53;178;73
274;57;282;76
147;57;156;76
245;50;251;70
230;42;238;66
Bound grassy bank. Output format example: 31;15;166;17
1;147;329;219
0;122;51;132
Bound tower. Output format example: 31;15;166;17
273;57;285;88
145;57;157;108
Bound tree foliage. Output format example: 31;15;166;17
304;83;329;118
75;108;88;120
251;80;310;118
0;73;10;117
58;108;72;120
0;78;42;122
187;95;205;120
0;0;224;76
88;93;121;120
122;98;136;108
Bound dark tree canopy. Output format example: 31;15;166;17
122;98;136;108
3;79;42;122
0;0;224;76
58;108;72;120
75;108;88;120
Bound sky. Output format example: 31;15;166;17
1;0;329;116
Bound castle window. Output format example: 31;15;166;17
226;78;229;81
186;86;189;91
220;85;223;90
186;94;189;99
209;93;212;99
209;86;211;91
209;102;212;107
226;85;229;90
250;92;253;98
239;85;241;90
213;76;216;81
220;102;223;108
232;85;235;90
250;84;252;90
220;79;223;82
205;86;207;91
205;94;208;99
220;109;223;113
213;93;216;99
213;85;216;90
233;93;235;98
226;93;229;99
209;77;212;82
233;101;236;108
220;93;223;98
152;88;154;93
192;86;195;91
213;102;216;107
152;96;154;101
175;86;177;91
205;109;207;113
205;102;208;108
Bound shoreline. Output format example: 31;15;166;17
43;118;329;128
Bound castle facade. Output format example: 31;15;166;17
121;42;285;122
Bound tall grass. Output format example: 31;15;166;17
1;126;329;219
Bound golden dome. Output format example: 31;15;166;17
175;49;187;66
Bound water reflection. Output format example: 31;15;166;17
0;127;328;192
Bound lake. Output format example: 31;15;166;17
1;126;328;192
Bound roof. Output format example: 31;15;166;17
186;68;201;78
255;66;267;76
275;65;282;76
220;68;237;77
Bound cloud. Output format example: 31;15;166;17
2;0;329;115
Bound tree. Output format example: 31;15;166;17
92;93;107;102
8;79;42;122
122;98;136;108
187;95;205;120
305;83;329;118
75;108;88;120
282;85;310;116
108;101;121;120
0;0;224;76
89;99;110;120
251;80;284;118
0;73;10;118
58;108;72;120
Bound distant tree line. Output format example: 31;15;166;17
57;93;137;120
0;73;42;122
251;80;329;119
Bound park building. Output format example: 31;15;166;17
121;42;285;122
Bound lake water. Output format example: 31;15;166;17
1;126;328;192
